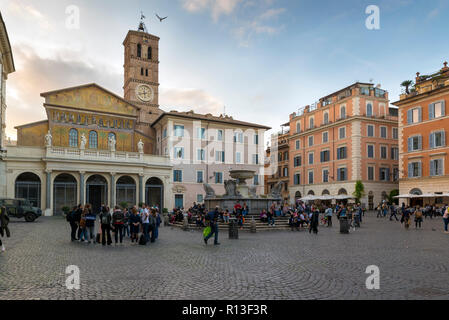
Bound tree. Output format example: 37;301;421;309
353;180;365;203
388;189;399;205
401;80;414;94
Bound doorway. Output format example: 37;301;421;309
86;175;108;214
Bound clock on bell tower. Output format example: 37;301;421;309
123;23;162;133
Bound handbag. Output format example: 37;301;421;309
203;226;212;239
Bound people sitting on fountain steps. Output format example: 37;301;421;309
204;206;220;246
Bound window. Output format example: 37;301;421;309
145;69;148;77
337;146;347;160
283;167;288;177
252;154;259;165
295;140;300;150
308;152;314;165
174;147;184;159
368;166;374;181
380;146;387;159
197;194;204;203
197;171;204;183
393;168;399;181
366;103;373;116
294;174;301;185
379;168;390;181
217;130;223;141
216;151;225;163
296;122;301;133
69;129;78;147
174;170;182;182
407;107;422;124
320;150;330;163
174;125;184;137
392;128;398;139
340;106;346;119
294;156;302;167
380;126;387;139
308;136;314;147
147;46;152;60
367;145;374;158
391;147;399;160
430;159;444;176
407;136;422;152
322;132;328;143
197;128;206;140
254;134;259;145
215;172;223;184
323;112;329;125
367;125;374;137
337;168;347;181
429;101;446;119
339;127;346;139
430;131;446;149
323;169;329;183
408;162;422;178
162;128;167;138
308;170;314;184
360;87;370;96
234;132;243;143
137;44;142;58
236;152;241;164
283;151;289;160
141;68;144;76
197;149;205;161
309;117;314;129
88;131;98;149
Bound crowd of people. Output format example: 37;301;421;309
66;204;162;246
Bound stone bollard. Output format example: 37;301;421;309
182;217;189;231
250;217;257;233
163;214;170;227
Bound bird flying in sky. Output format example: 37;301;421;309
156;14;168;22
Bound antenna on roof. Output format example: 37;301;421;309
369;78;374;83
223;105;226;116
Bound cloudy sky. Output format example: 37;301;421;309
2;0;449;141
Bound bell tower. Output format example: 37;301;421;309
123;15;162;135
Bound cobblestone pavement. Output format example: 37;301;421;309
0;212;448;300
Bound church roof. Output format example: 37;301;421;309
40;83;141;110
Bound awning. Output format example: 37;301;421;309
300;195;356;201
394;193;449;199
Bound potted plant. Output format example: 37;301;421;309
62;206;70;218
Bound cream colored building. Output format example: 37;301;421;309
152;111;269;208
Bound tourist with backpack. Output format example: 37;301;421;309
68;206;78;241
100;206;112;246
204;206;220;245
112;206;125;245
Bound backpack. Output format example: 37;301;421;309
205;211;215;221
101;213;110;225
139;234;147;245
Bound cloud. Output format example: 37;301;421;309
181;0;241;22
5;2;52;30
160;88;224;115
259;7;286;20
5;45;121;140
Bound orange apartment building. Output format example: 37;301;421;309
392;62;449;203
287;82;399;209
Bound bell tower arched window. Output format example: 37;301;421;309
137;44;142;58
148;47;152;60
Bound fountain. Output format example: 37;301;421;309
203;169;283;216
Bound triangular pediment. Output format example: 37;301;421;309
41;83;139;117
